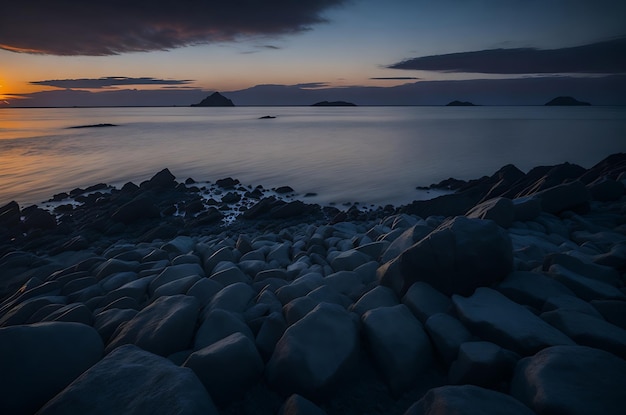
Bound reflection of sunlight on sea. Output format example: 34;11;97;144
1;106;625;206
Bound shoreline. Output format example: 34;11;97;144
1;153;625;414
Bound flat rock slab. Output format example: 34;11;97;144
405;384;536;415
266;303;359;398
37;345;217;415
453;288;574;355
106;294;199;356
511;345;626;415
0;322;103;415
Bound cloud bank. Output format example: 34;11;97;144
0;0;346;55
31;77;194;89
389;38;626;74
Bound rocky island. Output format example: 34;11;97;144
445;100;477;106
311;101;357;107
544;96;591;106
191;92;235;107
1;153;625;414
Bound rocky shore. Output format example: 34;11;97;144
1;153;625;414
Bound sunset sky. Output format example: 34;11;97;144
1;0;625;106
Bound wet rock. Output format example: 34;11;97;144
466;197;514;228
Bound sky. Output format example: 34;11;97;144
1;0;625;106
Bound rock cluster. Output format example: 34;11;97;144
1;153;625;414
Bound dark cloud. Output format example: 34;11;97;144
30;77;194;89
294;82;330;89
0;0;346;55
370;77;419;80
389;37;626;74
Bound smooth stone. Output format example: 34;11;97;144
381;224;433;263
38;345;217;415
256;311;287;360
94;258;140;280
324;270;363;297
453;288;574;355
405;385;536;415
362;304;433;396
466;197;515;228
497;271;575;310
106;294;199;356
402;282;452;323
541;308;626;358
449;341;518;388
330;249;371;272
591;299;626;329
184;333;263;406
153;274;202;298
278;394;328;415
42;303;92;325
425;313;473;366
266;303;359;398
209;266;251;286
160;235;195;255
148;263;205;295
94;308;138;343
511;345;626;415
512;196;542;222
349;285;399;316
0;296;67;327
283;296;318;326
204;246;237;274
194;308;254;350
542;295;604;318
536;180;590;214
267;242;293;267
380;217;513;297
547;264;625;301
186;278;223;307
207;282;255;313
275;273;324;305
0;322;103;415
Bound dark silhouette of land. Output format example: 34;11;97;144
545;96;591;106
311;100;356;106
446;100;477;106
191;92;235;107
68;123;118;129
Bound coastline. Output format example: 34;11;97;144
1;153;625;414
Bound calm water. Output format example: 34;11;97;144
1;106;625;207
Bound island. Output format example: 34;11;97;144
191;92;235;107
445;100;476;106
311;101;356;107
544;96;591;106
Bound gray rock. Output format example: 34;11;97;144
425;313;473;366
362;304;433;396
106;294;199;356
0;322;103;415
186;278;223;307
279;394;328;415
380;217;513;296
587;177;624;201
512;196;542;222
497;271;575;310
542;295;603;318
449;341;518;388
402;282;452;323
267;303;359;398
94;308;138;342
453;288;574;355
536;180;590;214
38;345;217;415
99;271;138;292
153;274;202;298
541;308;626;358
511;345;626;415
405;385;536;415
276;273;324;304
350;286;399;316
42;303;92;325
148;263;204;295
283;296;318;326
210;266;251;286
330;249;371;272
194;308;254;350
184;333;263;406
591;299;626;329
208;282;255;313
256;311;287;360
547;264;625;301
466;197;514;228
268;242;293;267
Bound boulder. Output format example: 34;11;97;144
511;196;542;222
37;345;217;415
535;180;590;214
497;271;575;310
208;282;255;313
0;322;103;415
541;309;626;358
466;197;514;228
587;177;624;201
279;394;328;415
184;333;263;406
405;385;536;415
256;311;287;360
194;308;254;350
511;345;626;415
449;341;518;388
362;304;433;395
547;264;625;301
402;282;452;323
106;295;199;356
111;194;160;224
266;303;359;398
380;217;513;296
350;286;398;316
453;288;574;355
425;313;473;366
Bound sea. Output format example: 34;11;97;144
1;106;625;208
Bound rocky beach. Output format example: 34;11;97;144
1;153;625;415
